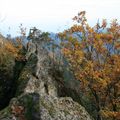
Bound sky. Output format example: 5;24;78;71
0;0;120;36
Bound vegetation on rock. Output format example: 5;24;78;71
0;11;120;120
0;30;27;110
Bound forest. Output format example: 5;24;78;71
0;11;120;120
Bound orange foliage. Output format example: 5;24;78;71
59;11;120;120
0;36;25;64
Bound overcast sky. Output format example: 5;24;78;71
0;0;120;36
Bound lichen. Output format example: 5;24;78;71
40;96;56;118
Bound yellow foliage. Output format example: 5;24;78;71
0;36;24;65
59;11;120;119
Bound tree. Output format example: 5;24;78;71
59;11;120;120
0;28;26;109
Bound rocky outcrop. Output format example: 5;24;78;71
0;35;93;120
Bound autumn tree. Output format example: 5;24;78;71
0;25;27;109
59;11;120;120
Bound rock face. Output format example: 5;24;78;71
0;35;93;120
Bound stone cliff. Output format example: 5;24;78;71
0;35;93;120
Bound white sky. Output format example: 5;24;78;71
0;0;120;36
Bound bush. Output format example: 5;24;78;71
0;34;26;110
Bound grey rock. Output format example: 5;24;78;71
0;36;93;120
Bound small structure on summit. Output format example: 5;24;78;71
27;27;42;40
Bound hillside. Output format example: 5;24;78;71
0;11;120;120
0;32;93;120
